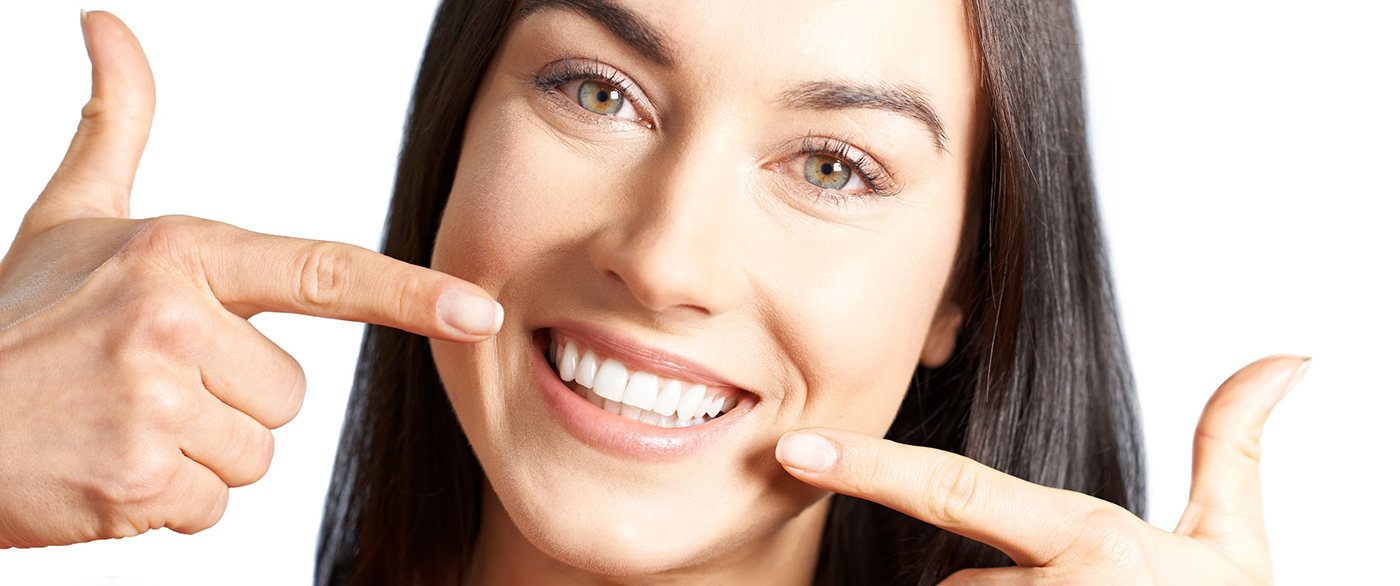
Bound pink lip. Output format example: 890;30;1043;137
546;320;752;393
529;328;756;461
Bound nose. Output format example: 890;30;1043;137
587;145;746;317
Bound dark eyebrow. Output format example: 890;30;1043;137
780;81;950;153
516;0;675;67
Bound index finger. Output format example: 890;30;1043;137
194;221;503;341
775;428;1119;567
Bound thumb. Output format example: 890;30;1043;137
1176;354;1309;545
27;10;155;232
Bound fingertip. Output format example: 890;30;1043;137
775;430;838;474
80;10;154;91
1282;355;1311;399
436;288;504;340
1247;354;1312;403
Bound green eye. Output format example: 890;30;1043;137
578;80;625;115
804;155;852;190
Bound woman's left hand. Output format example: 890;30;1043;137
775;354;1309;584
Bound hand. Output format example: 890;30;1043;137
0;11;502;549
775;355;1309;584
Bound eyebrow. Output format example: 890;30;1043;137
517;0;675;67
516;0;949;153
780;81;950;153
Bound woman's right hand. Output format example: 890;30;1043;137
0;11;502;549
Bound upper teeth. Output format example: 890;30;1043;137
549;333;740;427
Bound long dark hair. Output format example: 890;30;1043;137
315;1;1144;583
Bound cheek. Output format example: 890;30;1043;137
431;101;613;291
776;205;962;433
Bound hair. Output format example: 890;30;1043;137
315;0;1144;584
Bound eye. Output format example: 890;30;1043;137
531;58;653;128
767;136;897;205
803;154;865;191
578;80;625;115
558;78;642;121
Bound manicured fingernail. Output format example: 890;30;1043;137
1283;356;1312;398
777;432;838;473
438;290;503;337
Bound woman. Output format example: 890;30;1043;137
0;1;1306;584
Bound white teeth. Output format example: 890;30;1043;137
654;379;683;416
676;384;707;420
576;350;599;388
559;340;580;382
593;358;629;402
621;372;660;410
705;394;724;418
549;332;744;428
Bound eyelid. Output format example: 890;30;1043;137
531;57;657;129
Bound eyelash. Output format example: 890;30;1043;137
530;58;898;204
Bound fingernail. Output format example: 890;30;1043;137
777;432;838;473
438;290;503;337
79;10;91;47
1283;356;1312;398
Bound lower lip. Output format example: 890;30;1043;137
529;333;754;461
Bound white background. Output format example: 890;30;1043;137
1;2;1396;584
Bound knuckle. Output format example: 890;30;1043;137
1195;424;1263;464
272;369;308;429
125;380;191;426
394;269;441;325
251;428;276;481
923;458;983;526
229;424;275;487
1071;507;1148;567
121;292;204;353
94;443;181;511
173;486;230;536
295;241;354;310
114;215;209;264
199;487;232;533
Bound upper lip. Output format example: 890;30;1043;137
541;320;753;396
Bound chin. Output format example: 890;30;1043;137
432;320;820;577
496;483;757;576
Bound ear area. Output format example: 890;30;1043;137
918;303;964;368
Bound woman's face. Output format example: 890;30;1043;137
430;0;983;577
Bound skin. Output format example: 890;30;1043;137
430;0;974;581
0;12;503;548
0;8;1303;586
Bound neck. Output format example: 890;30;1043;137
465;485;830;586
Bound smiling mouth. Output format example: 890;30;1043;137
541;330;743;428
